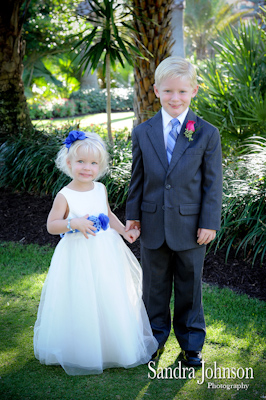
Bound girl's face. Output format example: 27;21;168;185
67;146;100;189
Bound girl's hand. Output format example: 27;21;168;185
123;228;140;244
70;214;97;239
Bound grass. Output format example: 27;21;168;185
0;241;266;400
32;111;135;131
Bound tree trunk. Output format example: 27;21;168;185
79;68;99;90
132;0;174;126
78;46;99;90
106;53;113;145
0;0;33;139
171;0;185;57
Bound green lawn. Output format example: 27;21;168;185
0;241;265;400
32;111;135;132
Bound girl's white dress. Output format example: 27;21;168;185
34;182;158;375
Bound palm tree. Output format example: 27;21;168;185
131;0;174;125
23;0;97;95
184;0;249;60
0;0;33;139
76;0;142;145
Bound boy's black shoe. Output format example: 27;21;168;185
181;350;202;367
151;346;165;361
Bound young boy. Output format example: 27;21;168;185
126;57;223;366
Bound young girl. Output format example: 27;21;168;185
34;130;158;375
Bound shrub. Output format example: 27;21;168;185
52;99;77;118
210;136;266;266
70;89;106;113
29;103;53;120
102;138;132;209
75;99;90;114
28;88;133;120
0;129;70;196
0;127;132;209
70;88;134;113
195;18;266;155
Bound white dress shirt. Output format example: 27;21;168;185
161;107;189;149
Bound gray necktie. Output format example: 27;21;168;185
167;118;180;164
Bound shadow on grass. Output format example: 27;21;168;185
1;243;266;399
1;358;189;400
98;114;134;125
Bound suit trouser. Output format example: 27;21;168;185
141;241;206;352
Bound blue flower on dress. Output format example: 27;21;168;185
98;213;109;230
88;214;109;232
63;130;88;149
61;213;110;237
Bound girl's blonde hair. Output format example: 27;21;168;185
56;131;109;180
155;56;198;88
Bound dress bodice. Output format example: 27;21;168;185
59;182;108;219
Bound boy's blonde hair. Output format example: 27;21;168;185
155;56;197;88
56;131;109;180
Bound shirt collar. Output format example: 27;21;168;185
161;107;189;129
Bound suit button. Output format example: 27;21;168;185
165;184;171;190
162;205;165;210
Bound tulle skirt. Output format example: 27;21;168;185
33;228;158;375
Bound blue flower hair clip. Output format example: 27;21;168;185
63;130;88;150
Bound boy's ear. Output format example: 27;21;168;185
192;85;199;98
154;84;160;98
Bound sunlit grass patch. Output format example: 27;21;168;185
0;241;266;400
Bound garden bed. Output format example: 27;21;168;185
1;187;265;302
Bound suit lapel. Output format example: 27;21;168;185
147;110;168;171
167;109;197;175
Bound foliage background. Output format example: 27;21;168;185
1;1;266;266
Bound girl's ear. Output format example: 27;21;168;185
66;157;72;169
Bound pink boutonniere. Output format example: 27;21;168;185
184;120;196;141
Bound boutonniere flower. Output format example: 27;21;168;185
184;120;196;141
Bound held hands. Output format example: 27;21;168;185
197;228;216;245
123;228;140;244
124;220;141;244
125;220;141;232
70;214;97;239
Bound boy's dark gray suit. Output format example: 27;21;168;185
126;108;223;351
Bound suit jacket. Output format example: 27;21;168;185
126;108;223;251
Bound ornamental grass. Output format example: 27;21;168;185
0;125;132;209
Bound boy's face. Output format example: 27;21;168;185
154;76;198;118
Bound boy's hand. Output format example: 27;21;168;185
197;228;216;245
125;220;141;232
70;214;97;239
123;228;140;244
